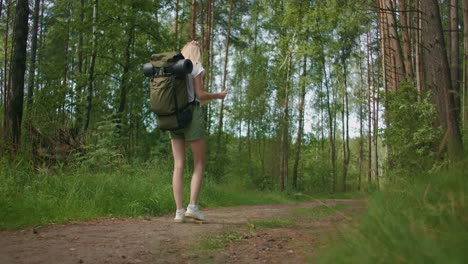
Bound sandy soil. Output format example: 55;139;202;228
0;199;365;264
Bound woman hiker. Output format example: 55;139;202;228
171;40;229;222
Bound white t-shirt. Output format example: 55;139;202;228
187;62;204;102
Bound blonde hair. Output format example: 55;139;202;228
181;40;202;64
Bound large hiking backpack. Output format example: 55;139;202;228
143;52;194;131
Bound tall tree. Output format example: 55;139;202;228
27;0;41;107
83;0;99;132
379;0;405;90
2;0;11;140
358;57;365;191
292;55;307;189
373;58;380;186
341;56;351;192
216;0;234;163
6;0;29;153
174;0;179;49
366;32;373;186
118;25;135;116
280;52;292;191
398;0;414;81
448;0;460;117
191;0;196;40
463;0;468;138
421;0;463;161
323;59;337;192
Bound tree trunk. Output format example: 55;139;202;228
324;60;336;192
366;32;372;187
61;18;70;123
398;0;414;81
378;0;389;100
381;0;405;90
26;0;40;108
415;0;424;96
280;53;292;191
75;0;85;130
6;0;29;153
202;0;212;101
449;0;460;117
174;0;179;49
373;60;380;187
342;57;350;192
215;0;233;163
358;58;364;191
463;0;468;138
2;0;11;142
118;25;135;115
292;56;307;189
191;0;196;40
421;0;463;161
83;0;98;132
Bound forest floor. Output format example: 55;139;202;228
0;199;365;264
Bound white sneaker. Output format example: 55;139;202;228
174;209;186;223
185;204;206;221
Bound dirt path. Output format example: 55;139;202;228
0;199;365;264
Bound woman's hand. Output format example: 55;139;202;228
217;88;229;100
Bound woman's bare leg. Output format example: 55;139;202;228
171;139;186;210
188;138;206;205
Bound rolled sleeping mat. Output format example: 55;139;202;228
168;59;193;75
143;62;155;77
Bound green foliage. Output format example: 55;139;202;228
318;167;468;264
77;117;124;168
384;83;441;174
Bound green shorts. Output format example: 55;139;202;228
169;104;206;141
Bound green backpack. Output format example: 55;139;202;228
144;52;194;131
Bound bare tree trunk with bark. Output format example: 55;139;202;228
83;0;98;132
280;53;292;191
216;0;233;163
2;0;11;144
415;0;424;97
174;0;179;49
27;0;40;108
421;0;463;161
6;0;29;154
398;0;414;81
191;0;196;40
118;26;135;115
449;0;460;117
380;0;405;90
366;32;373;187
463;0;468;139
373;62;380;187
358;58;364;191
293;56;307;189
341;57;350;192
323;60;337;192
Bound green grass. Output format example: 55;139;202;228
292;204;349;217
0;159;311;231
318;167;468;264
250;217;296;228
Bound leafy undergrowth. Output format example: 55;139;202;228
318;167;468;264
